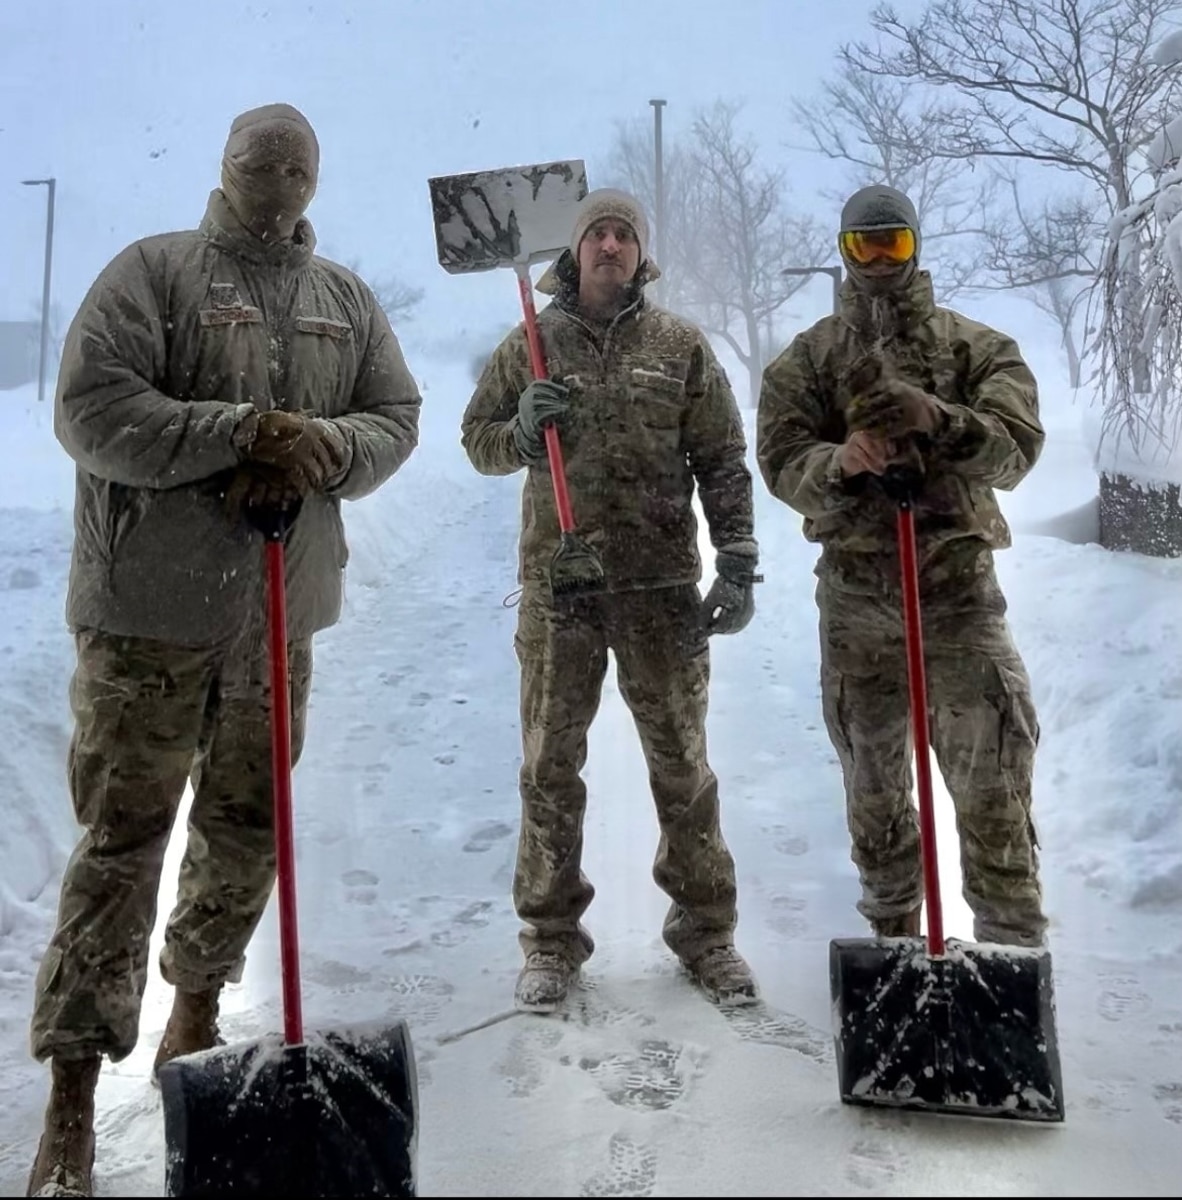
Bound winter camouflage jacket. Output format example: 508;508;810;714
756;270;1044;592
56;189;421;646
461;285;755;593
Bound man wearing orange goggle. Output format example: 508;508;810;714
838;226;918;267
755;183;1049;952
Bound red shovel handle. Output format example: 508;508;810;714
515;266;576;535
895;500;945;956
264;537;304;1044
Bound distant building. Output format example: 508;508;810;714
0;321;40;391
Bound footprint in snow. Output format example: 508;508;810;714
579;1039;687;1112
380;973;455;1026
463;820;515;853
1154;1082;1182;1124
766;892;809;938
567;984;656;1033
764;824;810;857
580;1132;658;1197
428;899;502;947
1096;974;1152;1021
341;868;379;906
498;1021;565;1099
721;1003;833;1065
844;1138;901;1191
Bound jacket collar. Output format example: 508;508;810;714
199;188;316;269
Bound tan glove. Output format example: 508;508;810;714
244;410;349;491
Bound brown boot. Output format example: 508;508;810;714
152;986;223;1078
26;1055;101;1198
682;945;760;1007
870;907;922;938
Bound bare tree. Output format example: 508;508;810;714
684;103;832;403
790;68;993;301
975;181;1097;385
791;60;1097;377
839;0;1182;418
603;116;699;315
1096;120;1182;452
340;259;425;325
605;102;830;404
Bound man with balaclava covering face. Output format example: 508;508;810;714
221;102;320;243
462;188;762;1015
755;183;1049;953
25;104;421;1197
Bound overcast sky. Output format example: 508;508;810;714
4;0;982;348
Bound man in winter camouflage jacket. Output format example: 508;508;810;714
461;188;761;1014
26;104;420;1198
756;183;1048;949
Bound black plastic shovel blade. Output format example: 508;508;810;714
830;937;1065;1123
427;159;588;274
158;1020;418;1196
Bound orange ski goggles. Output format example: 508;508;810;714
839;227;917;265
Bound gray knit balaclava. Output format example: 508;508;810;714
839;184;921;295
221;103;319;243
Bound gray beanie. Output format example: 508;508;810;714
569;187;650;262
839;184;921;261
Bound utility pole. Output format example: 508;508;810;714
782;264;843;315
21;177;56;403
649;99;667;302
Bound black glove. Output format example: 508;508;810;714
701;550;761;637
513;379;570;465
224;463;304;522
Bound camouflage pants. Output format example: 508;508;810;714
30;627;313;1063
817;558;1047;945
514;583;738;965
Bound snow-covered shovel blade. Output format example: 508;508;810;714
829;937;1065;1122
428;157;604;602
428;159;588;273
159;1021;418;1195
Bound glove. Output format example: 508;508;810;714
513;379;570;464
224;462;304;522
848;378;944;439
243;410;349;491
701;549;761;637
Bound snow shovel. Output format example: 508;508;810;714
158;499;420;1195
828;465;1065;1123
428;158;605;602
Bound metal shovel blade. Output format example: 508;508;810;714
428;159;588;274
159;1020;418;1196
830;936;1065;1122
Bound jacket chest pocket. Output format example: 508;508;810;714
629;367;685;436
289;316;357;414
193;306;269;403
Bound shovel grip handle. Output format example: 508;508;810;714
517;267;577;535
896;505;945;956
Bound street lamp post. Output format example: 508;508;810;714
782;264;843;315
649;99;667;301
22;177;56;404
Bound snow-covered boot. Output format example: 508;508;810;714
870;907;922;938
683;945;759;1006
152;986;223;1078
514;951;577;1013
26;1055;101;1198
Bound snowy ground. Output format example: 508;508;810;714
0;362;1179;1197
